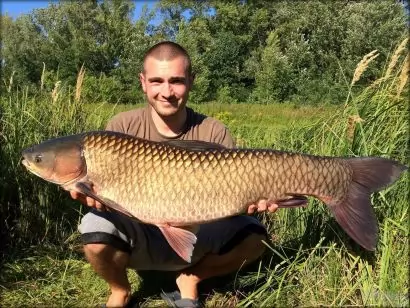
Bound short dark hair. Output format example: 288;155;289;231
142;41;192;75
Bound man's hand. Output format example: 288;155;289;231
69;190;106;211
247;199;279;214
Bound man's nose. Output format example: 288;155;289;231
160;82;173;97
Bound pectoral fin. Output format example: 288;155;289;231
158;225;198;263
74;182;134;217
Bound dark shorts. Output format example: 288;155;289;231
78;210;267;271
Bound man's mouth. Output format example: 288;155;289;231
158;99;178;105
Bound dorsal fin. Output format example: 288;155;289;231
163;140;226;151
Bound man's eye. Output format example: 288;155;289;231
34;155;42;163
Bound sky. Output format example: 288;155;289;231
1;0;159;21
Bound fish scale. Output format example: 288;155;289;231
22;130;407;261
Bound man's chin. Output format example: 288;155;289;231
153;102;184;117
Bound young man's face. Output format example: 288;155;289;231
140;56;193;117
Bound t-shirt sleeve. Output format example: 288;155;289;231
105;114;126;133
213;126;236;148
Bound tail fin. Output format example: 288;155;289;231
327;157;407;251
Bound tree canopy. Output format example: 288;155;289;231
1;0;407;104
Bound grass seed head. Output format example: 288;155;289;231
351;50;379;86
75;64;86;103
396;54;409;98
346;114;364;142
386;38;408;78
51;81;62;103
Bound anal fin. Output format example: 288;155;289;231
158;225;198;263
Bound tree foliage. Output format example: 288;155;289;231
1;0;407;104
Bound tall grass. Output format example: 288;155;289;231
0;39;408;307
0;77;89;252
236;38;409;307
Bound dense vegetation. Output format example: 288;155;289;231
1;0;407;104
0;0;408;307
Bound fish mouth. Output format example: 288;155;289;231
21;158;30;169
21;158;41;177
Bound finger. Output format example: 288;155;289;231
247;204;257;214
257;199;268;212
70;190;79;199
92;199;106;211
86;196;97;208
70;191;90;207
267;203;279;213
96;201;106;212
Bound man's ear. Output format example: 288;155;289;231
139;73;146;93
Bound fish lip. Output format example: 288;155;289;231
21;148;33;167
21;158;29;167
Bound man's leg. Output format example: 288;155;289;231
84;243;131;307
176;232;267;301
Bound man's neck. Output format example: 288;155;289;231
150;106;188;138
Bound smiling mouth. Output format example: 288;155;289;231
158;99;178;105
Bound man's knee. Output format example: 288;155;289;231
84;242;130;267
83;243;110;257
216;232;267;265
240;233;267;261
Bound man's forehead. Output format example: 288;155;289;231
143;56;189;74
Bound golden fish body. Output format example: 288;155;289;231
83;133;350;225
22;131;407;262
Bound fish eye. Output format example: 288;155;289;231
34;154;42;163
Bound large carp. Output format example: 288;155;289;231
21;131;407;262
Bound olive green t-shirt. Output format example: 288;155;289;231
105;106;235;148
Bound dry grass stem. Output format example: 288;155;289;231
346;114;364;142
51;81;61;103
396;54;409;98
75;64;86;102
369;39;408;89
351;50;379;86
41;62;46;92
385;38;408;78
369;77;385;88
6;70;15;93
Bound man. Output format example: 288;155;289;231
71;41;278;308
